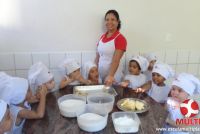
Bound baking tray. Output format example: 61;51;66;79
73;85;118;96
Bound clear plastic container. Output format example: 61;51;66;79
87;93;114;113
112;112;141;133
57;94;86;117
77;104;108;132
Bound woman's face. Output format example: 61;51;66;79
170;85;189;102
88;67;99;81
105;13;119;32
45;78;55;91
0;108;13;133
152;72;165;85
129;61;140;75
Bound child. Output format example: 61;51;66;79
120;55;148;89
28;62;55;96
59;59;91;89
136;63;174;103
82;61;101;85
0;99;13;134
164;73;200;134
143;53;157;81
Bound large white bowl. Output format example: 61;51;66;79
57;94;86;117
87;93;114;113
77;104;108;132
112;112;141;133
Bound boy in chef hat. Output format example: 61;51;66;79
120;55;148;89
59;58;91;89
82;61;102;85
143;53;158;81
164;73;200;134
0;99;13;134
136;62;175;103
0;72;48;134
28;62;55;95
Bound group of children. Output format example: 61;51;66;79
0;53;200;134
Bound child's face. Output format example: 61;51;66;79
148;60;156;71
129;61;140;75
45;78;55;90
152;72;165;85
69;69;81;80
170;85;189;102
88;67;99;81
0;108;13;133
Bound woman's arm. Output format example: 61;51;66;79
95;52;100;66
105;49;124;86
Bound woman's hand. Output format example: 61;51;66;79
104;75;115;86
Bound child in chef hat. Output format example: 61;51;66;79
143;53;158;81
120;55;148;89
28;62;55;95
59;58;91;89
0;72;48;134
136;62;175;103
0;99;13;134
164;73;200;134
82;61;102;85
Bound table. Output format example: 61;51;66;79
23;85;167;134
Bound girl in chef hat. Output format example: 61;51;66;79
82;61;102;85
28;62;55;96
143;53;157;81
120;55;148;89
164;73;200;134
59;58;91;89
0;99;13;134
0;71;49;134
136;62;175;103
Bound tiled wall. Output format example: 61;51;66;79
1;50;200;90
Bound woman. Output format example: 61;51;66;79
95;10;127;86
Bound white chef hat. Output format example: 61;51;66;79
143;53;157;62
0;99;7;122
172;73;200;95
82;61;97;79
131;55;149;72
59;59;80;76
28;62;53;94
0;72;29;105
152;63;174;79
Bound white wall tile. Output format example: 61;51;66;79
189;51;200;64
50;69;63;83
66;51;82;65
32;52;49;68
165;50;177;64
4;70;16;76
49;52;66;69
188;64;199;76
81;51;96;64
176;64;188;74
154;51;166;62
0;53;15;70
15;53;32;69
177;50;189;64
16;70;28;79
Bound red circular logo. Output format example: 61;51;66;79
180;99;199;118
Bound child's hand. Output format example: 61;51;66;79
135;88;145;93
120;82;129;88
37;85;48;98
86;80;92;85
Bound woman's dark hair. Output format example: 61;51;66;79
105;10;121;30
130;60;141;71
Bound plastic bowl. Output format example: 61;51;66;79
57;94;86;117
112;112;141;133
77;104;108;132
87;93;114;113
